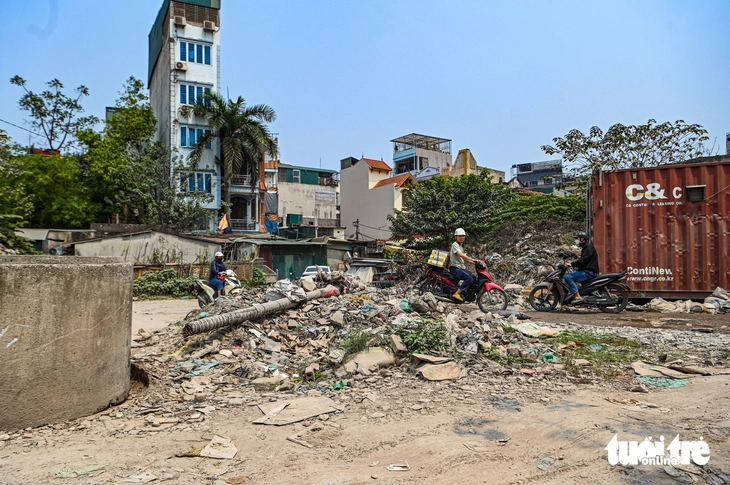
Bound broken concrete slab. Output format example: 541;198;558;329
200;434;238;459
343;348;395;374
254;396;343;425
417;361;461;381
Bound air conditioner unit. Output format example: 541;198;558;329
203;20;215;30
174;16;186;26
175;61;187;71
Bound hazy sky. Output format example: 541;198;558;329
1;0;728;176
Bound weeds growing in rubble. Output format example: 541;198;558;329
341;329;373;361
542;331;642;378
241;267;266;288
133;269;197;299
384;318;449;354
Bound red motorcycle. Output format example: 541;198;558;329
417;260;508;313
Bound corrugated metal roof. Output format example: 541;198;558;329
15;229;50;241
278;163;338;174
73;230;224;246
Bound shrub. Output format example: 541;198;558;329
133;269;197;299
385;317;449;354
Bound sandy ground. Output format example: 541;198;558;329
1;300;729;485
131;298;201;335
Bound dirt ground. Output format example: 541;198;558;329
1;300;729;485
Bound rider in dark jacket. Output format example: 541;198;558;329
565;232;599;302
209;251;227;298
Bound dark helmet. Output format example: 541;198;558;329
574;232;588;240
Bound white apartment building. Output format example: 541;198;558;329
148;0;221;226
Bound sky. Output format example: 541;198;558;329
1;0;729;177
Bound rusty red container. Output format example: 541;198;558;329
589;160;730;299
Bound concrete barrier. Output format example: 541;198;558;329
0;256;132;431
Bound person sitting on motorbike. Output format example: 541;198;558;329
209;251;227;299
564;232;600;303
449;228;477;302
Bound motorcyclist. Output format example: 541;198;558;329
209;251;227;299
449;228;477;302
565;232;599;302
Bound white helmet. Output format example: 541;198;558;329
215;251;224;257
454;228;466;236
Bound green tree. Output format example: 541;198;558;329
542;119;710;182
78;77;157;219
0;129;35;252
388;170;516;250
129;143;214;231
10;75;99;151
13;152;97;228
79;77;212;229
181;93;278;220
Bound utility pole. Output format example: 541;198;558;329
353;219;360;240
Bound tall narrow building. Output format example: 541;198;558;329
148;0;221;227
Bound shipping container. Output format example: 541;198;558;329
589;160;730;299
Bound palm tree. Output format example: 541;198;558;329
181;92;277;224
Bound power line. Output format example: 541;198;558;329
0;118;40;136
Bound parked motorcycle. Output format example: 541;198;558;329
528;263;631;313
417;259;508;313
197;269;242;308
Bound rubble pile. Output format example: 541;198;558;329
2;272;729;485
484;246;580;289
119;276;730;424
0;243;18;255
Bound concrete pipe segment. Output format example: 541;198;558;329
0;256;133;431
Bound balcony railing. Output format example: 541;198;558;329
231;175;252;186
230;218;258;231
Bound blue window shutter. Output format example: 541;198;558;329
204;45;211;65
190;128;196;145
180;42;186;61
204;87;211;106
197;129;204;144
188;174;195;192
180;127;187;147
189;85;195;104
205;174;212;192
180;84;186;104
196;87;203;104
196;44;203;64
205;130;212;149
188;43;194;62
197;173;204;191
180;175;187;192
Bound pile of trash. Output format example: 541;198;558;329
484;246;580;289
126;272;730;422
641;287;730;314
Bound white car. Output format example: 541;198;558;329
301;265;331;278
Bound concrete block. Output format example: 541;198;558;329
0;256;132;430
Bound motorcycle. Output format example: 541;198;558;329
417;259;508;313
528;263;631;313
197;269;243;308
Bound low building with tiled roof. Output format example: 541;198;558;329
372;173;415;188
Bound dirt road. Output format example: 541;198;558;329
523;307;730;334
1;300;728;485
